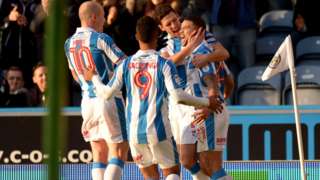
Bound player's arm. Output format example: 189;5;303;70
223;63;234;99
98;34;127;65
192;64;223;124
164;28;204;64
70;70;79;83
192;42;230;68
163;61;220;110
223;74;234;99
83;64;124;100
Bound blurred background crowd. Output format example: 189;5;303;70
0;0;319;107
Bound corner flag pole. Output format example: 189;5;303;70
44;0;67;180
287;39;307;180
262;35;307;180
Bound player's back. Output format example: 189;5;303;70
122;49;174;144
64;27;125;98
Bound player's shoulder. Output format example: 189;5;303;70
205;31;218;44
95;32;113;41
64;37;72;50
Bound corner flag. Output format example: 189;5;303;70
261;35;294;81
261;35;307;180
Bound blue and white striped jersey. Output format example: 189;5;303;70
106;50;183;144
185;41;224;99
64;27;125;98
160;31;218;89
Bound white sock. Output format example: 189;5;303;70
91;162;106;180
104;158;124;180
166;174;180;180
191;170;210;180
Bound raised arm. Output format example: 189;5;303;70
192;42;230;68
162;28;204;64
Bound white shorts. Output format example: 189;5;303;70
80;96;127;143
130;138;179;169
170;103;229;152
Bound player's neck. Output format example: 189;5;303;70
139;42;156;51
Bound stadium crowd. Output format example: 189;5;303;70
0;0;319;107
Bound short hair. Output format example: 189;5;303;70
32;62;46;76
154;3;175;24
136;16;159;43
7;66;22;73
5;66;23;78
182;15;206;29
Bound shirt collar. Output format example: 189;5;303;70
135;49;158;56
75;27;96;33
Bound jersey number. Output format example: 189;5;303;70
134;70;152;99
69;40;95;74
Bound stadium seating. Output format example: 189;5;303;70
283;65;320;105
236;66;282;105
295;36;320;65
259;10;293;36
255;35;286;65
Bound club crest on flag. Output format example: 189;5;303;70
269;54;281;69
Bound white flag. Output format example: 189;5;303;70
261;35;295;81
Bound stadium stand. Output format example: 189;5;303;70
283;65;320;105
255;35;286;65
236;66;282;105
295;36;320;65
259;10;293;36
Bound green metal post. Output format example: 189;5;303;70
43;0;67;179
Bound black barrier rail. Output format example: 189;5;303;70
1;105;320;163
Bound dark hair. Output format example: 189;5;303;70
136;16;159;43
154;3;175;24
7;66;23;72
32;62;46;75
5;66;24;79
182;15;206;29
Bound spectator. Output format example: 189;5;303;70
181;0;212;29
257;0;294;20
293;0;320;35
28;62;47;106
0;66;29;107
0;0;38;84
30;0;49;63
144;0;172;18
102;0;142;55
210;0;256;73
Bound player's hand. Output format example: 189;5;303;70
208;96;223;114
192;107;211;125
191;54;208;68
188;28;204;49
82;66;97;81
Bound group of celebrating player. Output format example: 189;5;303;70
64;1;234;180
